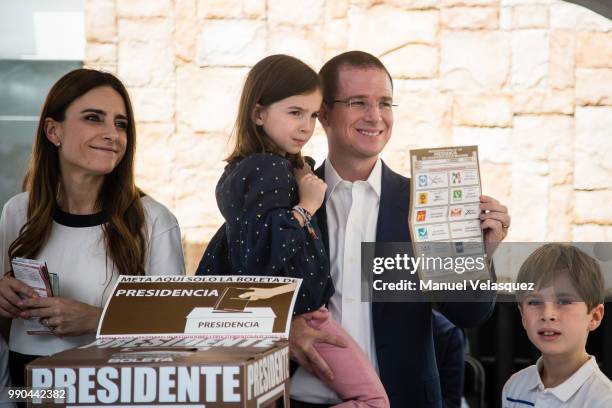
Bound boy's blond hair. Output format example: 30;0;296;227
516;244;604;312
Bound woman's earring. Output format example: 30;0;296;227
55;141;61;147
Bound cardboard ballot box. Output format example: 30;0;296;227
27;275;301;407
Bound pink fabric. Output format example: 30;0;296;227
307;314;390;408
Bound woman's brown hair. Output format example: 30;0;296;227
227;54;322;168
8;69;147;276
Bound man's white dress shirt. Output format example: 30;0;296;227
291;158;382;404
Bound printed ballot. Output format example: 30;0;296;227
27;275;302;407
11;257;58;335
409;146;490;283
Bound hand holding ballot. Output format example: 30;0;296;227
18;296;102;336
0;274;38;318
479;194;511;244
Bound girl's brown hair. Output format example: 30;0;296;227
9;69;147;276
227;54;322;168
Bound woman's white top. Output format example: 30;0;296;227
0;192;185;356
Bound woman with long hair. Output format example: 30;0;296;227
0;69;185;386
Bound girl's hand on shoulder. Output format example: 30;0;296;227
18;296;102;337
293;162;313;181
0;275;37;319
295;167;327;215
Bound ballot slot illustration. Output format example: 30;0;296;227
213;287;251;312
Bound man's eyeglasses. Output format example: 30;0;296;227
332;98;398;112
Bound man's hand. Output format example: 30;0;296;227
19;296;102;337
289;309;347;381
479;195;510;244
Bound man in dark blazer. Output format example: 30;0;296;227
288;51;511;408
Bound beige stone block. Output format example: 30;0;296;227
196;20;266;66
85;0;116;43
183;240;207;276
85;43;116;64
511;161;550;241
440;30;510;91
512;115;573;162
572;225;612;241
391;91;453;153
549;159;573;186
268;0;324;26
174;18;198;63
452;94;512;127
176;0;197;20
243;0;266;19
550;2;612;32
547;184;572;241
84;63;118;74
501;0;553;4
441;7;498;30
268;27;325;68
381;45;438;79
389;0;439;8
323;19;349;50
442;0;498;5
394;79;441;92
512;5;548;29
198;0;266;19
349;6;439;56
175;1;197;63
499;6;512;30
574;191;612;224
452;127;512;163
576;32;612;69
576;69;612;106
170;131;228;235
325;0;349;19
549;29;575;90
480;163;512;211
198;0;241;18
512;30;548;89
575;107;612;190
176;66;248;133
117;19;174;87
134;123;175;206
512;89;574;114
129;87;174;123
117;0;172;17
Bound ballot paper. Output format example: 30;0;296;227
10;257;57;335
409;146;489;282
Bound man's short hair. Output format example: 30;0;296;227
516;243;604;311
319;50;393;104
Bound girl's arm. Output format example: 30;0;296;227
229;155;309;275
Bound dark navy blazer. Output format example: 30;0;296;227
314;160;493;408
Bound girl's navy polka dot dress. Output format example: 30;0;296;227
199;153;333;315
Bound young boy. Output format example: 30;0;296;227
502;243;612;407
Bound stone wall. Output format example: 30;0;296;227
84;0;612;273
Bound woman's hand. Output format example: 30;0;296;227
18;297;102;337
294;165;327;215
0;275;38;319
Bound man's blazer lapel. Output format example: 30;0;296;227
373;161;412;323
314;162;329;253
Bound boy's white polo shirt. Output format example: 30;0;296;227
502;356;612;407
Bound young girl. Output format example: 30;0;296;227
199;55;389;408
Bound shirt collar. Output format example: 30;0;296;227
324;158;382;199
531;356;598;402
